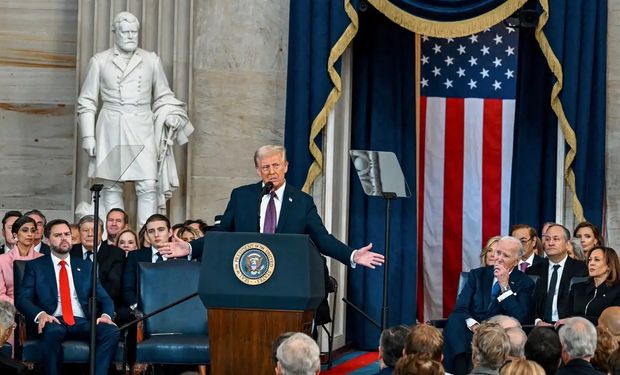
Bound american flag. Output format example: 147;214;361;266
417;22;519;320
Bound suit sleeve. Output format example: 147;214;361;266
121;253;139;307
95;278;115;318
15;262;43;323
495;277;535;323
100;248;125;302
304;199;353;266
0;262;10;303
451;270;475;320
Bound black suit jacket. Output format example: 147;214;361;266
121;248;152;307
70;243;125;303
0;356;27;375
532;254;544;266
568;279;620;325
526;256;588;321
190;182;353;265
38;243;50;255
557;359;603;375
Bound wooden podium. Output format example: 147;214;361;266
197;232;326;375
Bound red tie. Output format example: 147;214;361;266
59;260;75;326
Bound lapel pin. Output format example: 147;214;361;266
76;268;80;272
289;197;293;202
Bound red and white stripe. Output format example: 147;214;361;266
417;96;515;321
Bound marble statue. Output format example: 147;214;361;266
77;11;193;227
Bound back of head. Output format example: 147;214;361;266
487;315;522;330
591;325;619;373
405;324;444;361
0;300;16;344
471;322;510;370
276;332;320;375
499;359;545;375
600;306;620;342
525;327;561;375
558;317;597;361
380;325;411;367
505;327;527;359
394;353;445;375
608;347;620;375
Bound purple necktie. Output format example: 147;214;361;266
519;262;528;272
263;192;277;233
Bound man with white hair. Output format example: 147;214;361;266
275;332;320;375
487;314;521;330
505;327;527;360
0;301;26;373
556;317;601;375
443;236;535;375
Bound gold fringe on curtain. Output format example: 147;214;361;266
302;0;359;193
367;0;527;38
534;0;585;223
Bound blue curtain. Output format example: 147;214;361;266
541;0;607;227
346;6;417;350
371;0;522;21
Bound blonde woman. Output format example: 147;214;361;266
480;236;501;267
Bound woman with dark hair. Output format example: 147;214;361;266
574;221;604;259
564;246;620;325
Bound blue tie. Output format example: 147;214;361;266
491;281;501;299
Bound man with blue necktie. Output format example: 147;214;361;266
15;219;119;375
442;236;535;375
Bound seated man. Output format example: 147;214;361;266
377;325;410;374
442;236;535;375
15;219;119;375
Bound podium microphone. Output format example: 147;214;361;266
260;181;274;197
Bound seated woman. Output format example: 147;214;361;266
0;215;43;303
566;246;620;325
479;236;500;267
115;228;139;256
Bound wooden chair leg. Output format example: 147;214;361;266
198;364;207;375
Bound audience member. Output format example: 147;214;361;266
171;223;184;239
511;224;544;272
574;222;604;260
0;211;21;255
565;246;620;325
567;238;587;261
0;300;26;374
0;216;43;303
275;332;320;375
524;327;561;375
526;224;588;325
540;222;555;255
505;327;527;360
71;215;125;304
499;359;545;375
138;224;150;248
487;315;521;330
469;322;510;375
183;219;206;238
178;225;201;243
271;332;295;365
443;237;534;375
405;324;444;362
25;209;49;254
591;325;618;373
69;223;81;245
480;236;500;267
15;219;119;375
608;347;620;375
378;325;410;373
115;228;139;256
105;208;128;246
598;306;620;343
394;353;445;375
556;317;600;375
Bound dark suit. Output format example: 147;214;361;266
556;359;603;375
70;243;125;303
15;255;119;375
38;243;50;255
532;254;545;266
0;356;26;375
190;182;353;265
443;266;535;375
0;244;6;255
121;247;153;308
568;279;620;325
526;256;588;322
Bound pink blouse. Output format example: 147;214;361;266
0;246;43;303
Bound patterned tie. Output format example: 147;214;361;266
85;251;94;263
263;192;277;234
58;260;75;326
544;264;561;322
519;262;528;272
155;252;164;263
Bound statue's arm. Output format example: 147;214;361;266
77;57;100;156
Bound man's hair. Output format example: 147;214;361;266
112;11;140;32
547;223;571;242
10;215;36;236
506;327;527;358
107;208;129;224
2;210;22;227
471;322;510;370
404;324;443;361
78;215;104;231
379;325;410;367
500;236;525;258
510;224;538;240
254;145;287;168
272;332;295;364
558;317;597;360
524;327;561;375
24;209;46;225
276;332;320;375
487;315;522;330
44;219;71;239
183;219;208;233
394;353;444;375
0;300;15;342
145;214;171;230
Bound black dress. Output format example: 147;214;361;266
568;278;620;325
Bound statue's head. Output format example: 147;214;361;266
112;12;140;53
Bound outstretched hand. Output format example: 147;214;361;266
353;243;385;269
158;236;191;259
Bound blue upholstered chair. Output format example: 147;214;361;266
132;260;210;374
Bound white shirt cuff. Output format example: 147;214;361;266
350;250;357;268
535;318;543;325
466;318;479;329
34;311;45;323
497;289;514;302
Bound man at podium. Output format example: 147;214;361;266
160;145;384;269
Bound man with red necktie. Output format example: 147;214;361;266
16;219;119;375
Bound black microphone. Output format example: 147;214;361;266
260;181;274;197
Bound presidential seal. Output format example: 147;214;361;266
233;242;275;285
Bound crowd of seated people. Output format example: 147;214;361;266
2;208;620;375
